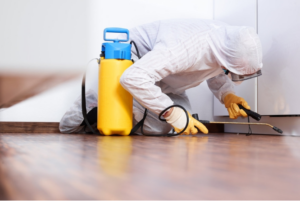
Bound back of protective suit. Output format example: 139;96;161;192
129;19;227;56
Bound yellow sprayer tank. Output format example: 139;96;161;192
98;28;133;135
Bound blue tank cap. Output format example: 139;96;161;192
102;27;131;60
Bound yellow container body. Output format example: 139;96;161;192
98;59;133;135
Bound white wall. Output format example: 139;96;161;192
0;0;88;74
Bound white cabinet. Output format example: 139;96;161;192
213;0;257;116
258;0;300;115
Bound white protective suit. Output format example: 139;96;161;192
59;19;262;135
120;19;262;134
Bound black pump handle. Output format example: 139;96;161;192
238;104;261;121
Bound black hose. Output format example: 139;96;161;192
130;41;141;59
246;116;252;136
135;105;190;137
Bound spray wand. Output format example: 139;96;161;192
192;105;283;134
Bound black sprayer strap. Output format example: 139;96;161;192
130;109;148;135
82;72;98;135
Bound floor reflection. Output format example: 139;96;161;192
98;136;132;177
169;136;208;172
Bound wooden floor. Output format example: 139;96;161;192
0;133;300;199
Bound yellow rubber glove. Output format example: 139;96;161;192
165;107;208;135
223;93;250;119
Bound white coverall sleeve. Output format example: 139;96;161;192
207;73;235;104
120;44;196;115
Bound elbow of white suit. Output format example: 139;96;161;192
119;68;142;94
120;66;156;93
119;70;131;92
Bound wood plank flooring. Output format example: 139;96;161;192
0;122;60;133
0;122;223;133
0;133;300;199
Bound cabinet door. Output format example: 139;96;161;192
213;0;257;116
258;0;300;115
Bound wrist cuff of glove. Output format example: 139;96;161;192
221;91;235;103
165;107;187;129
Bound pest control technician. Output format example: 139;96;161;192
60;19;263;135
